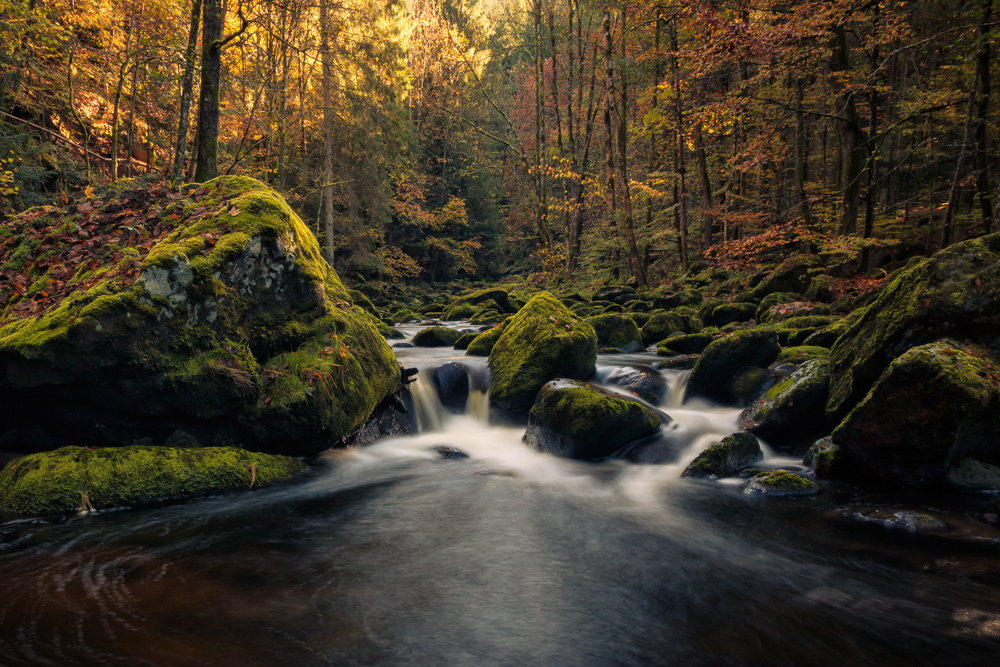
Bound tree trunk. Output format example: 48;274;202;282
793;78;812;227
975;0;993;232
320;0;336;266
534;0;551;248
172;0;202;182
613;3;643;285
832;26;864;235
602;7;618;264
694;122;714;248
194;0;224;182
670;22;688;270
111;0;141;182
943;64;980;248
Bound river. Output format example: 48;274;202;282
1;323;999;665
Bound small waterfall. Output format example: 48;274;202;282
665;370;692;408
409;372;446;433
466;389;490;423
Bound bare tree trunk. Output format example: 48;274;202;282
534;0;551;248
793;78;812;227
975;0;993;232
112;0;141;181
832;26;864;235
694;121;714;247
172;0;202;182
670;21;688;270
861;57;879;271
126;2;145;179
66;0;91;178
602;7;619;272
548;9;569;255
320;0;336;265
943;64;980;247
613;3;643;285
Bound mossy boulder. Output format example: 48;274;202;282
754;292;798;322
454;332;478;351
525;379;663;460
739;359;831;445
465;322;507;357
748;255;820;299
827;233;1000;418
686;328;781;404
641;311;686;345
656;332;717;356
743;469;820;496
776;346;830;365
442;302;479;321
727;366;773;404
0;176;400;456
670;307;705;333
0;445;307;514
586;313;642;353
697;298;725;326
831;339;1000;486
412;326;464;347
448;287;511;313
803;436;842;479
681;432;763;479
488;292;597;415
469;308;504;325
592;285;636;304
653;289;702;310
347;288;377;314
712;302;758;326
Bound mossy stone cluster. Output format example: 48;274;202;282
0;176;400;456
0;445;307;514
488;292;597;415
681;431;763;479
827;232;1000;419
525;379;663;459
831;339;1000;486
686;328;780;404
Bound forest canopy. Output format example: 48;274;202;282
1;0;996;285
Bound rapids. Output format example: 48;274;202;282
1;322;999;665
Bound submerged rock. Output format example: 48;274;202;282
488;292;597;416
681;432;763;479
832;339;1000;486
686;328;780;404
525;379;663;460
606;365;667;405
0;445;307;514
743;470;820;496
0;176;400;457
827;233;1000;418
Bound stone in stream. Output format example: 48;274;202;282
434;445;470;461
743;470;820;497
827;232;1000;419
465;321;508;357
431;362;470;413
681;432;763;479
738;359;831;446
803;436;842;479
525;379;663;460
488;292;597;416
586;313;643;353
686;328;781;404
0;445;307;514
0;176;401;458
831;339;1000;487
411;326;464;347
606;365;667;405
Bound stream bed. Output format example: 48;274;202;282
1;324;999;665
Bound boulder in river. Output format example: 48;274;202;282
803;436;842;479
431;362;470;413
681;431;763;479
0;176;401;457
743;470;820;497
739;359;831;445
640;311;686;345
465;321;507;356
525;379;663;460
0;445;306;514
586;313;642;353
488;292;597;416
656;332;717;356
831;339;1000;486
686;328;780;404
827;233;1000;419
606;365;667;405
412;326;463;347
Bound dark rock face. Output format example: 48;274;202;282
431;362;470;413
525;379;663;460
411;326;464;347
488;292;597;416
0;176;400;457
827;233;1000;419
681;432;763;478
606;366;668;405
739;359;831;445
831;339;1000;487
686;329;780;404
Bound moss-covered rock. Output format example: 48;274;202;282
727;366;773;404
748;255;820;299
653;289;702;310
827;233;1000;418
656;332;717;356
412;326;464;347
831;339;1000;486
681;432;763;478
442;302;480;321
712;302;757;326
592;285;636;304
945;458;1000;491
743;469;820;496
754;292;798;322
454;332;478;351
803;436;842;479
776;346;830;365
469;308;504;325
0;176;400;456
347;289;377;314
525;379;662;459
465;322;507;357
0;445;306;514
641;311;685;345
697;298;725;326
586;313;642;352
686;328;781;404
488;292;597;415
739;359;831;445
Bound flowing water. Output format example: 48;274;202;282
2;322;1000;666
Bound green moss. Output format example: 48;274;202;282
744;469;819;495
412;326;464;347
488;292;598;414
466;324;505;356
586;313;642;351
776;346;830;364
443;302;479;320
0;445;306;514
681;431;762;478
656;332;717;356
3;237;41;271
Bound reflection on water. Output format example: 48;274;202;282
1;336;999;666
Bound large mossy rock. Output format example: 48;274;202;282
0;445;307;514
465;323;506;356
681;431;762;479
686;328;780;404
587;313;642;352
739;359;831;445
411;326;463;347
831;340;1000;486
525;380;663;460
641;311;686;345
827;233;1000;418
0;176;400;456
488;292;597;415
